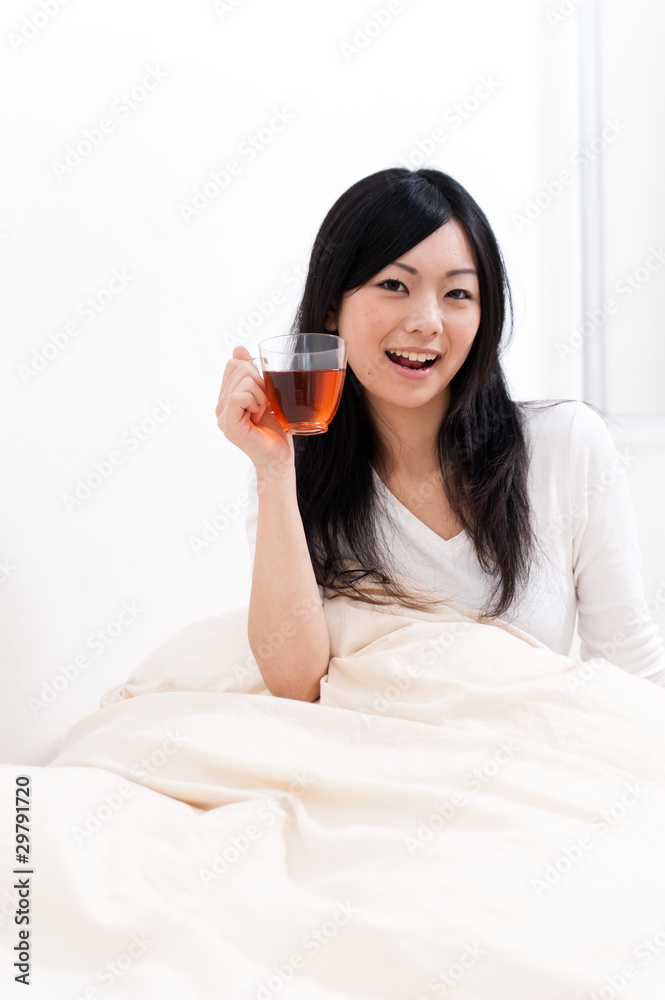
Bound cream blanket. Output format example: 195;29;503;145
1;570;665;999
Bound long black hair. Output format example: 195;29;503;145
290;167;548;621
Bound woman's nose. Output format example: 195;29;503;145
402;295;445;336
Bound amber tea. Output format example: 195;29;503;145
252;333;348;435
263;368;345;434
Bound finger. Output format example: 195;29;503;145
232;345;252;360
216;361;264;417
249;401;268;425
219;389;262;429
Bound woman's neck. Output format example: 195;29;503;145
374;451;440;485
368;392;448;484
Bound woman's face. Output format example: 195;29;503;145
324;219;481;410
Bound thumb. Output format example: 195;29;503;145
232;345;252;360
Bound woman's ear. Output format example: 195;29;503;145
323;304;337;332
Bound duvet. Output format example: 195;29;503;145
1;568;664;999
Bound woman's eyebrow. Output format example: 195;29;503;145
390;261;478;277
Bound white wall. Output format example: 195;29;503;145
600;2;665;414
1;0;662;765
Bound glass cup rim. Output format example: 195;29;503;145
258;333;345;356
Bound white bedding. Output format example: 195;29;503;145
1;568;665;999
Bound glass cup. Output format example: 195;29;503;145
250;333;347;434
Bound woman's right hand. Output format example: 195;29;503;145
215;345;295;474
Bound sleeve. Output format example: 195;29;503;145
244;464;326;603
570;402;665;687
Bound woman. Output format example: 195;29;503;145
216;167;665;701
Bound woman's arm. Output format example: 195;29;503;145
570;403;665;686
246;464;330;702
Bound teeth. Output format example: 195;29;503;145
387;349;438;361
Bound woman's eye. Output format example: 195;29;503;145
378;280;471;299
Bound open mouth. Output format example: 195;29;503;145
385;349;441;370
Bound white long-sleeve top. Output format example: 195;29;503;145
244;399;665;688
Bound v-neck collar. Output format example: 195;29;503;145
371;465;467;547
